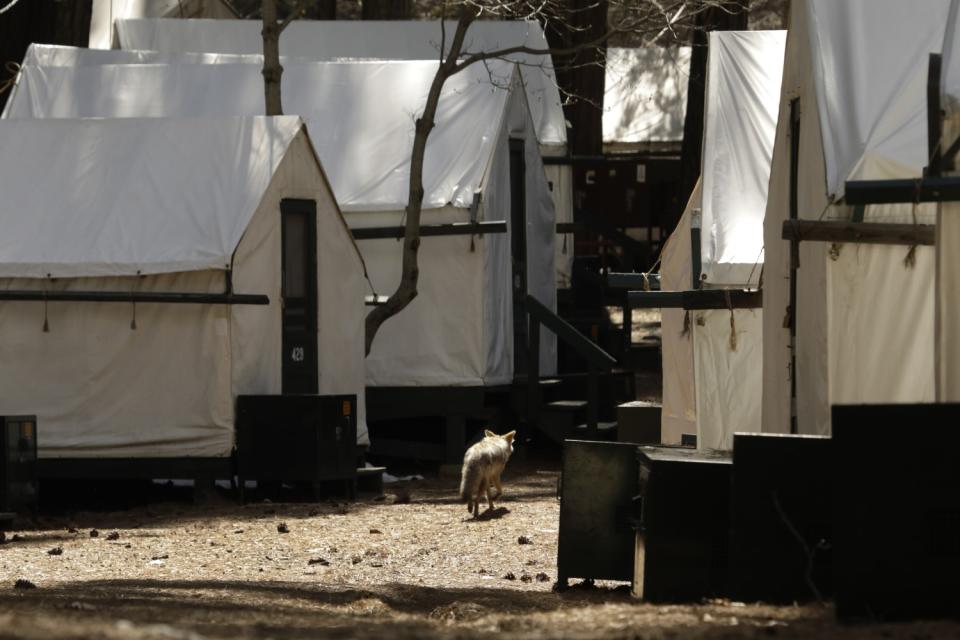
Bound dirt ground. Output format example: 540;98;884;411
0;463;957;640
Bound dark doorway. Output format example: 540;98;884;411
509;138;529;376
280;199;318;394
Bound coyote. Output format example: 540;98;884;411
459;429;516;516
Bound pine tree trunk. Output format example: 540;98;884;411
361;0;412;20
544;0;609;156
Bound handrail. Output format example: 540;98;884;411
525;294;616;438
525;295;616;370
0;290;269;305
606;272;661;290
351;221;506;240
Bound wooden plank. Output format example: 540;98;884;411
781;219;935;246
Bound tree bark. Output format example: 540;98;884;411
361;0;412;20
364;17;473;355
261;0;283;115
676;0;748;228
544;0;609;156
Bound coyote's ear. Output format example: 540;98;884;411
484;429;496;437
503;430;516;442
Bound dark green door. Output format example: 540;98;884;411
280;199;318;394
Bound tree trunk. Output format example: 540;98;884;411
303;0;336;19
676;1;748;227
544;0;609;156
364;17;472;355
361;0;412;20
261;0;283;116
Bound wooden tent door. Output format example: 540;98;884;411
280;199;319;394
510;138;529;375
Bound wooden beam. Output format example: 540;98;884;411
628;289;761;310
843;177;960;204
781;220;935;246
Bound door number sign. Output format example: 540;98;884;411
291;346;305;362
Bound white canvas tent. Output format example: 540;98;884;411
658;30;784;449
762;0;960;435
89;0;238;49
0;116;369;459
4;58;557;387
110;17;575;289
603;46;690;153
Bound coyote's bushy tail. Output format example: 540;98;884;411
459;458;482;504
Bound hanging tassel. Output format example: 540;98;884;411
726;290;737;352
681;310;691;337
904;244;917;268
470;233;476;253
130;300;137;330
562;232;568;255
642;272;650;291
42;296;49;333
729;310;738;351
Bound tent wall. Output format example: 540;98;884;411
658;182;697;444
763;0;938;436
358;85;557;387
693;308;762;449
0;272;233;458
357;207;489;387
233;131;369;443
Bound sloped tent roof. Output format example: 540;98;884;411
4;59;517;213
603;46;690;145
112;18;567;147
89;0;238;49
700;30;785;287
0;116;306;278
807;0;960;199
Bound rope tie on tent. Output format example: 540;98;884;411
641;272;651;291
562;232;568;255
42;288;49;333
725;290;737;352
470;233;475;253
681;310;691;338
904;182;922;268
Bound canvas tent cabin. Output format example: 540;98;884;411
654;30;784;449
761;0;960;436
89;0;238;49
0;116;369;472
109;17;575;290
574;46;691;268
603;46;690;155
4;57;558;396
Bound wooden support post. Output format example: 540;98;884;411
622;291;632;357
527;319;541;436
588;363;599;437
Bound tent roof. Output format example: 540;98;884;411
4;59;518;213
603;46;690;144
0;116;303;278
807;0;960;197
699;30;785;287
113;18;566;147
